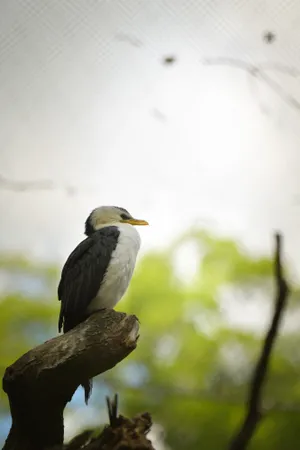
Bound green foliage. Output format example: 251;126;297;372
110;230;300;450
0;255;58;411
0;230;299;449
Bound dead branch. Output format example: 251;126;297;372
49;395;155;450
228;233;289;450
66;395;154;450
2;309;140;450
84;411;154;450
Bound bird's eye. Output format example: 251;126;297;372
120;213;131;220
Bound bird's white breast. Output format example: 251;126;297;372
87;223;141;312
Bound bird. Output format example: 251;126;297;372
57;205;148;403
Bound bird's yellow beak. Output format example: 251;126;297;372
121;218;149;226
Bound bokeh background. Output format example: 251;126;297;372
1;0;300;448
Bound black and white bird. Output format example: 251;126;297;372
57;206;148;402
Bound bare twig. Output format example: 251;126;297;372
228;233;289;450
0;174;79;196
0;174;105;197
2;309;140;450
203;57;300;112
106;394;119;427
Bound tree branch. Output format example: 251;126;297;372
2;309;139;450
62;395;154;450
0;174;79;196
228;233;289;450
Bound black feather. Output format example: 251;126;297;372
58;226;120;404
58;226;120;333
84;209;97;236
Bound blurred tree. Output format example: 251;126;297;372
0;230;300;449
108;230;300;450
0;254;58;414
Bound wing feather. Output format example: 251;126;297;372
58;226;120;332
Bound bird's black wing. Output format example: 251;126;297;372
58;226;120;333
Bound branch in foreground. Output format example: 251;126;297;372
62;395;154;450
228;233;289;450
2;309;139;450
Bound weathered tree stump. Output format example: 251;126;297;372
2;309;141;450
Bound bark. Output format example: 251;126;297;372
62;396;155;450
2;309;139;450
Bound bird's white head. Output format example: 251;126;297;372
85;206;149;236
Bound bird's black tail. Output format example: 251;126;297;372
81;378;93;404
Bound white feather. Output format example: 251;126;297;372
87;223;141;312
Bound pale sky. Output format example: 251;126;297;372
0;0;300;272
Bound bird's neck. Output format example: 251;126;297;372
92;222;141;248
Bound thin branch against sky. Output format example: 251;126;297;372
203;57;300;112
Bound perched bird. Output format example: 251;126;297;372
58;206;148;403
